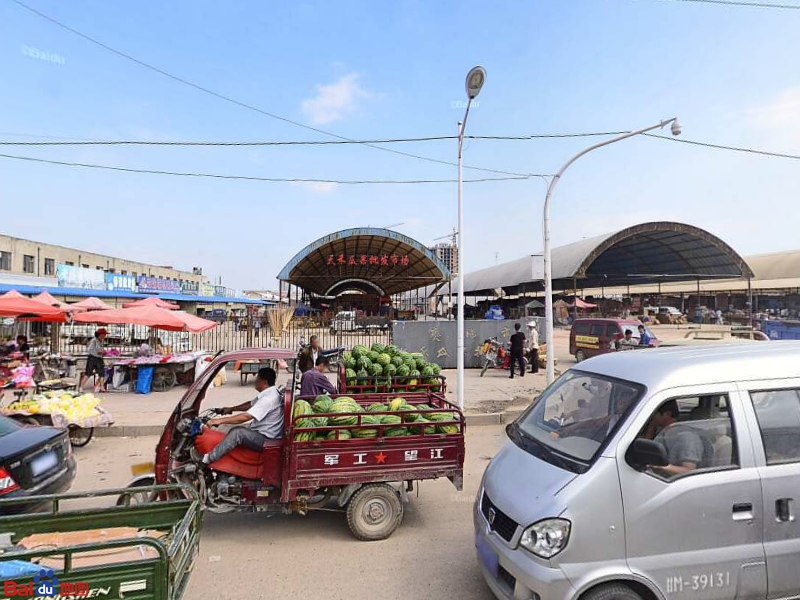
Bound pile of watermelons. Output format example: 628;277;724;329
292;394;459;441
342;343;443;392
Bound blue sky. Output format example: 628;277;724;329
1;0;799;290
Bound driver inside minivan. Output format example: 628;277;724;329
641;399;704;477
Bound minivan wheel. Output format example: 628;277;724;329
581;583;644;600
575;350;587;363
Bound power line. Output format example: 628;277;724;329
652;0;800;9
8;0;528;178
644;133;800;160
0;152;547;184
0;131;633;147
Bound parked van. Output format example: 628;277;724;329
475;341;800;600
569;318;657;362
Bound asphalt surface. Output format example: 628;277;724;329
73;425;507;600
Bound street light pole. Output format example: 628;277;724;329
543;118;681;385
456;66;486;411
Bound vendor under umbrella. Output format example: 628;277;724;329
80;328;108;393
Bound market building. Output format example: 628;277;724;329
440;221;757;320
277;227;450;317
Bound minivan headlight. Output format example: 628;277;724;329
519;518;571;558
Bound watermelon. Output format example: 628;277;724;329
414;417;437;434
313;396;334;414
380;414;402;425
326;429;351;440
353;428;379;438
403;357;415;370
398;404;420;422
415;358;428;371
352;345;368;359
368;350;379;363
389;397;406;411
294;431;316;442
437;424;461;434
371;342;385;354
421;365;435;377
345;358;356;370
396;364;410;377
342;350;353;363
431;364;442;376
356;356;372;371
384;363;397;376
345;368;357;381
391;356;404;368
384;426;408;437
376;353;391;367
385;344;398;356
367;403;388;413
357;368;369;386
428;411;455;422
369;363;383;377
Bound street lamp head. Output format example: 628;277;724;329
670;118;682;136
465;66;486;99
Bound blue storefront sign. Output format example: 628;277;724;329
105;273;138;292
137;275;181;294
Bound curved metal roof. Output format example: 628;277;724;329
454;221;752;295
277;227;450;296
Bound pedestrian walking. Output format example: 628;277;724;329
509;323;526;379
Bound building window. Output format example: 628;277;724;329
65;261;74;266
23;255;35;274
96;266;103;271
44;258;55;276
0;251;10;271
108;268;116;274
121;270;127;275
81;264;89;269
132;271;137;277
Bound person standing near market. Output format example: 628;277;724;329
80;328;108;393
298;335;322;374
509;323;526;379
526;322;539;374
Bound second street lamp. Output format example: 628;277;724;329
456;66;486;411
543;117;682;385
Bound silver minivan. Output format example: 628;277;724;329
475;342;800;600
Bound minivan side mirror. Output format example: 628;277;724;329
628;439;668;470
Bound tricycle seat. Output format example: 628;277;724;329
195;429;284;484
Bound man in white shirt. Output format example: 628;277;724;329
199;367;284;464
527;321;540;374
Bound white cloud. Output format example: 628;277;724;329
290;181;339;194
301;73;370;125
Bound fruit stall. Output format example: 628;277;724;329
1;390;113;447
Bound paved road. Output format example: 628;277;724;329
73;425;507;600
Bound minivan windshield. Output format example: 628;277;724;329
513;370;644;468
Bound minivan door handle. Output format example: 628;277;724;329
776;498;795;522
732;502;754;522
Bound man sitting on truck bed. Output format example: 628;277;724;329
196;367;284;464
300;356;336;397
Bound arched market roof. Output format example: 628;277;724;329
278;227;450;296
452;221;753;296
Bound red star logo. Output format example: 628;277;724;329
375;452;387;464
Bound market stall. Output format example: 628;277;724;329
71;304;217;394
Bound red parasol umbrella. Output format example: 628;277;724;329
123;297;180;310
72;304;216;333
0;290;64;318
33;290;80;311
71;297;114;311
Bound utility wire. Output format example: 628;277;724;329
8;0;527;178
0;131;634;146
644;133;800;160
4;131;799;162
0;152;547;184
652;0;800;9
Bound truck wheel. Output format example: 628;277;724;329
581;583;643;600
575;350;587;363
346;483;403;541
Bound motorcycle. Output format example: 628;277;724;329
479;337;527;377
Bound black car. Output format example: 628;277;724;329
0;415;76;514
